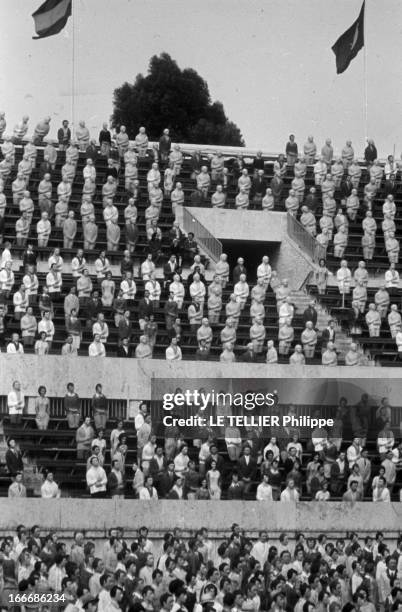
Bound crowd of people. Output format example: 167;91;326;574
0;522;402;611
0;116;401;363
3;387;402;502
0;238;339;364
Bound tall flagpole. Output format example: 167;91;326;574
363;0;368;143
71;0;75;131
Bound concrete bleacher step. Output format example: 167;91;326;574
289;289;311;313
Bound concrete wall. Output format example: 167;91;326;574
2;356;402;405
181;208;315;288
0;500;401;536
271;235;314;290
182;208;285;243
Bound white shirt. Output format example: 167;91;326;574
145;280;161;300
48;255;64;272
0;248;12;269
98;589;113;612
86;466;107;494
141;260;155;280
257;263;272;282
92;321;109;342
22;273;39;295
46;271;62;292
71;256;87;277
139;486;158;499
7;390;25;414
166;345;182;361
38;318;55;340
41;480;61;499
88;341;106;357
250;540;270;565
134;413;145;431
385;269;400;288
280;488;300;502
7;342;24;354
346;444;361;468
120;279;136;300
256;483;273;502
372;487;390;502
95;258;111;279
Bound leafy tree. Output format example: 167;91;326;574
112;53;244;146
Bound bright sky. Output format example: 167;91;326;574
2;0;402;157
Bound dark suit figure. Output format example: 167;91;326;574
159;132;172;163
237;449;257;497
5;448;24;476
138;295;153;322
117;342;133;357
163;257;178;287
321;324;336;347
384;176;399;197
157;468;176;498
340;176;353;199
302;304;318;327
233;261;247;284
270;174;284;205
364;143;377;165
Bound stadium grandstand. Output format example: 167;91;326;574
1;121;402;610
3;0;402;609
1;123;402;365
0;120;401;503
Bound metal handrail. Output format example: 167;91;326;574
182;207;222;263
287;213;326;263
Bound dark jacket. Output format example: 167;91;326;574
384;179;399;197
251;177;267;197
164;299;178;320
99;129;111;144
239;350;256;363
226;482;244;500
321;327;336;345
163;261;178;282
23;249;37;268
157;470;175;498
85;298;103;321
149;456;167;480
120;258;134;277
232;264;247;284
159;135;172;156
236;456;257;480
118;318;133;341
5;449;24;476
57;127;71;146
304;193;318;213
85;144;98;164
138;298;153;320
364;144;377;164
302;306;318;327
116;344;133;358
107;470;125;496
39;161;53;179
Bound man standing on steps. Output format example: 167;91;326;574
159;129;172;165
302;300;318;328
321;319;336;348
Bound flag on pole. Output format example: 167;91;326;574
32;0;72;39
332;1;365;74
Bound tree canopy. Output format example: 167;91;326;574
111;53;244;147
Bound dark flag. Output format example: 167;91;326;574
332;1;365;74
32;0;72;39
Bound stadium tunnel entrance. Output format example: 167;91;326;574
221;240;280;281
